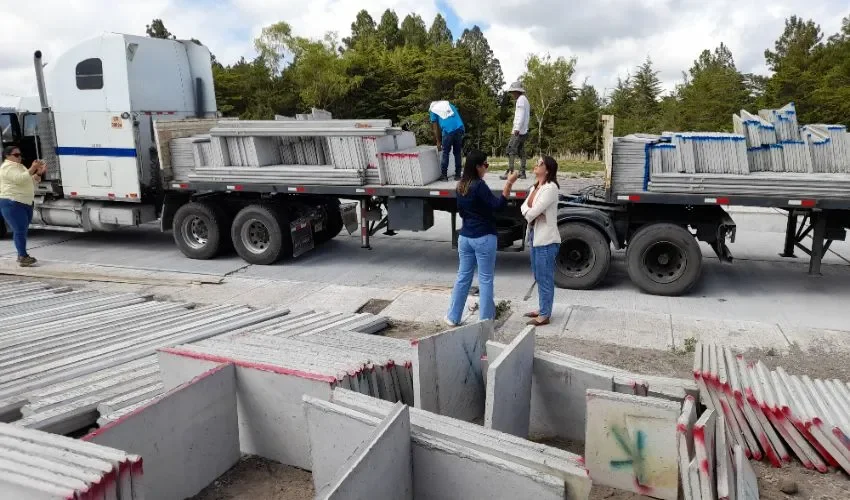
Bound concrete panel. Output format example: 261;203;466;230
585;389;680;500
411;433;567;500
304;396;383;492
488;344;613;441
694;409;717;500
0;470;77;500
84;363;240;500
716;414;735;500
734;445;759;499
317;403;413;500
330;388;590;500
484;326;535;437
412;321;490;421
159;347;337;470
677;395;697;500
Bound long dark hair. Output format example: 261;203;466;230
457;150;487;196
535;155;560;189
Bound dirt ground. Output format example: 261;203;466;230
191;456;313;500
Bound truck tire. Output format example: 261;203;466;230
172;202;227;260
315;199;343;245
231;204;289;265
554;222;611;290
626;223;702;296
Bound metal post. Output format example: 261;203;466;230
359;199;371;250
779;210;798;258
451;211;458;249
808;212;826;276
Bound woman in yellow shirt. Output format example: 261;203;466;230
0;146;46;266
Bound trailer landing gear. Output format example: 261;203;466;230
779;209;847;277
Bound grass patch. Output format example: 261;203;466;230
485;156;604;176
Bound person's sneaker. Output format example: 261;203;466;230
519;171;527;179
443;316;458;327
499;170;512;180
453;174;461;181
439;174;449;182
17;255;37;267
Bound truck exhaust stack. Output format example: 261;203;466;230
33;50;49;111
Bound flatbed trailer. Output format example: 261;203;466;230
544;116;850;296
161;175;534;263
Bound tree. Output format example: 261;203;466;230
377;9;403;50
521;53;576;151
428;14;453;46
631;57;663;128
457;26;504;96
400;14;428;48
254;21;294;75
146;19;175;39
675;43;751;131
343;10;377;49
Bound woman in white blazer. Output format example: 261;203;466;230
520;156;562;325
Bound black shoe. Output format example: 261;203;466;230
500;170;512;180
453;174;461;181
519;171;527;179
439;175;449;182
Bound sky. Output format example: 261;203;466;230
1;0;848;107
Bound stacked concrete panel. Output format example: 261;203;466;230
380;146;442;186
83;364;240;500
694;342;850;478
0;422;142;499
0;280;390;437
323;388;591;500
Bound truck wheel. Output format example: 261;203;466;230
231;204;289;265
626;223;702;296
554;222;611;290
173;202;227;260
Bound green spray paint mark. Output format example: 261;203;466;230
609;425;647;485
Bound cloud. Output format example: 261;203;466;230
0;0;847;102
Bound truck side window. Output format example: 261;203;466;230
0;114;14;142
22;114;39;137
76;58;104;90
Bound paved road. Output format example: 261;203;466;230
2;206;849;334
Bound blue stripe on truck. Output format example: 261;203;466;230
56;147;137;157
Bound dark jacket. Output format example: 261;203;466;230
457;179;507;238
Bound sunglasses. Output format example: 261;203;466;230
482;162;489;169
9;153;21;158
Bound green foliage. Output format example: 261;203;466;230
166;12;850;149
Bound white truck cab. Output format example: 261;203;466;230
15;33;217;233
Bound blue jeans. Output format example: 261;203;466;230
447;234;497;324
441;129;464;177
0;199;34;257
531;240;560;318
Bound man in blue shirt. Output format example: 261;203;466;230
429;100;465;181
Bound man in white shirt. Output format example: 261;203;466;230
501;81;531;180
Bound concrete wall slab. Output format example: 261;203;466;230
484;326;535;437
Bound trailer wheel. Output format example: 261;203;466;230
554;222;611;290
173;202;227;260
626;223;702;296
231;204;289;265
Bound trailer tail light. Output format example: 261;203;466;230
617;195;641;202
704;197;730;205
69;192;77;196
788;199;816;208
226;185;244;191
429;190;450;197
127;193;138;199
287;186;305;193
353;188;377;195
107;193;115;199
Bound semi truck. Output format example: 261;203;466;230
3;33;848;298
